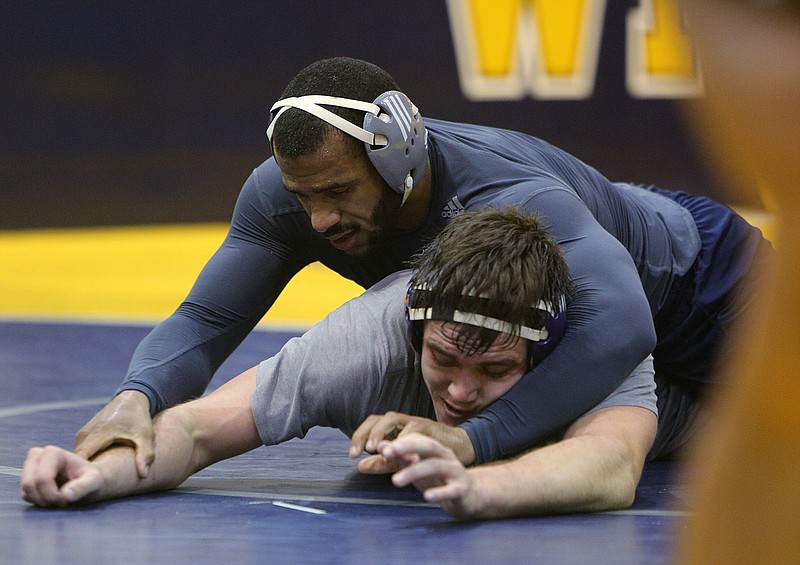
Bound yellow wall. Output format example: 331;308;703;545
0;208;776;328
0;224;363;329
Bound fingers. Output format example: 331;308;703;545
129;424;156;479
134;442;156;479
381;433;457;463
396;421;476;466
380;434;482;519
390;450;465;489
73;398;123;459
58;468;103;505
416;477;468;504
20;446;100;507
74;392;156;478
73;432;111;462
350;412;408;458
350;415;378;458
21;446;58;507
356;453;405;475
378;433;468;497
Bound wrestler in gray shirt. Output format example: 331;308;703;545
252;271;694;460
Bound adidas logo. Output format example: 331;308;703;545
441;196;465;218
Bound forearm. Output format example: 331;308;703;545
463;196;657;463
119;314;227;415
84;406;200;503
465;434;643;519
120;218;298;415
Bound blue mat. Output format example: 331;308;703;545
0;321;686;565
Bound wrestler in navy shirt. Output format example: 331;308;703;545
119;117;769;464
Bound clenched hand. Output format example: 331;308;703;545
350;412;475;473
74;390;154;478
21;445;105;507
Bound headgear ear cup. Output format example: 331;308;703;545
528;303;567;367
362;91;427;199
405;284;424;352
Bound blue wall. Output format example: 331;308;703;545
0;1;739;229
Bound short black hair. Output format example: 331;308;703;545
271;57;400;159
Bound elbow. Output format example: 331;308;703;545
588;447;644;512
614;318;657;376
623;311;656;360
606;470;639;510
607;456;646;511
641;320;657;355
585;471;638;514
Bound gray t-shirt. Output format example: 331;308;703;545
252;271;671;457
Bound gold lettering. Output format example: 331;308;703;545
447;0;606;100
626;0;703;98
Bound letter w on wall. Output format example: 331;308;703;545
447;0;702;100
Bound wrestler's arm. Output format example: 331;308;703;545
384;355;659;518
75;164;303;474
23;367;262;508
387;405;656;519
461;188;656;463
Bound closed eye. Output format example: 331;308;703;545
479;359;523;379
481;366;513;379
284;181;354;200
431;351;457;367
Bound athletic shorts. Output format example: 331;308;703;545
647;187;774;389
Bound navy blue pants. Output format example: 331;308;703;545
648;188;774;390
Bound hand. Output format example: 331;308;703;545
349;412;476;473
380;433;482;520
20;445;105;507
74;390;154;478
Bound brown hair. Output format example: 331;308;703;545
408;207;573;354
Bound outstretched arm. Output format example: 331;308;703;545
381;405;657;519
23;367;262;508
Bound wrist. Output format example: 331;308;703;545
115;390;151;413
453;427;476;466
463;465;512;520
83;445;133;502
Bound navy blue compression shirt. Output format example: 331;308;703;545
119;118;764;463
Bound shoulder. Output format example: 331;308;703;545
349;270;412;323
238;157;306;215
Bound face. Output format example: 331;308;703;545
420;321;529;426
275;136;401;256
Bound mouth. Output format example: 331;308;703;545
439;398;476;424
328;229;358;251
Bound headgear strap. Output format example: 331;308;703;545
406;284;562;342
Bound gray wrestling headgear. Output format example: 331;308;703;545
266;91;428;205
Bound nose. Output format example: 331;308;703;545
308;201;341;234
447;370;480;404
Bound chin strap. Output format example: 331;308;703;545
401;174;413;206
